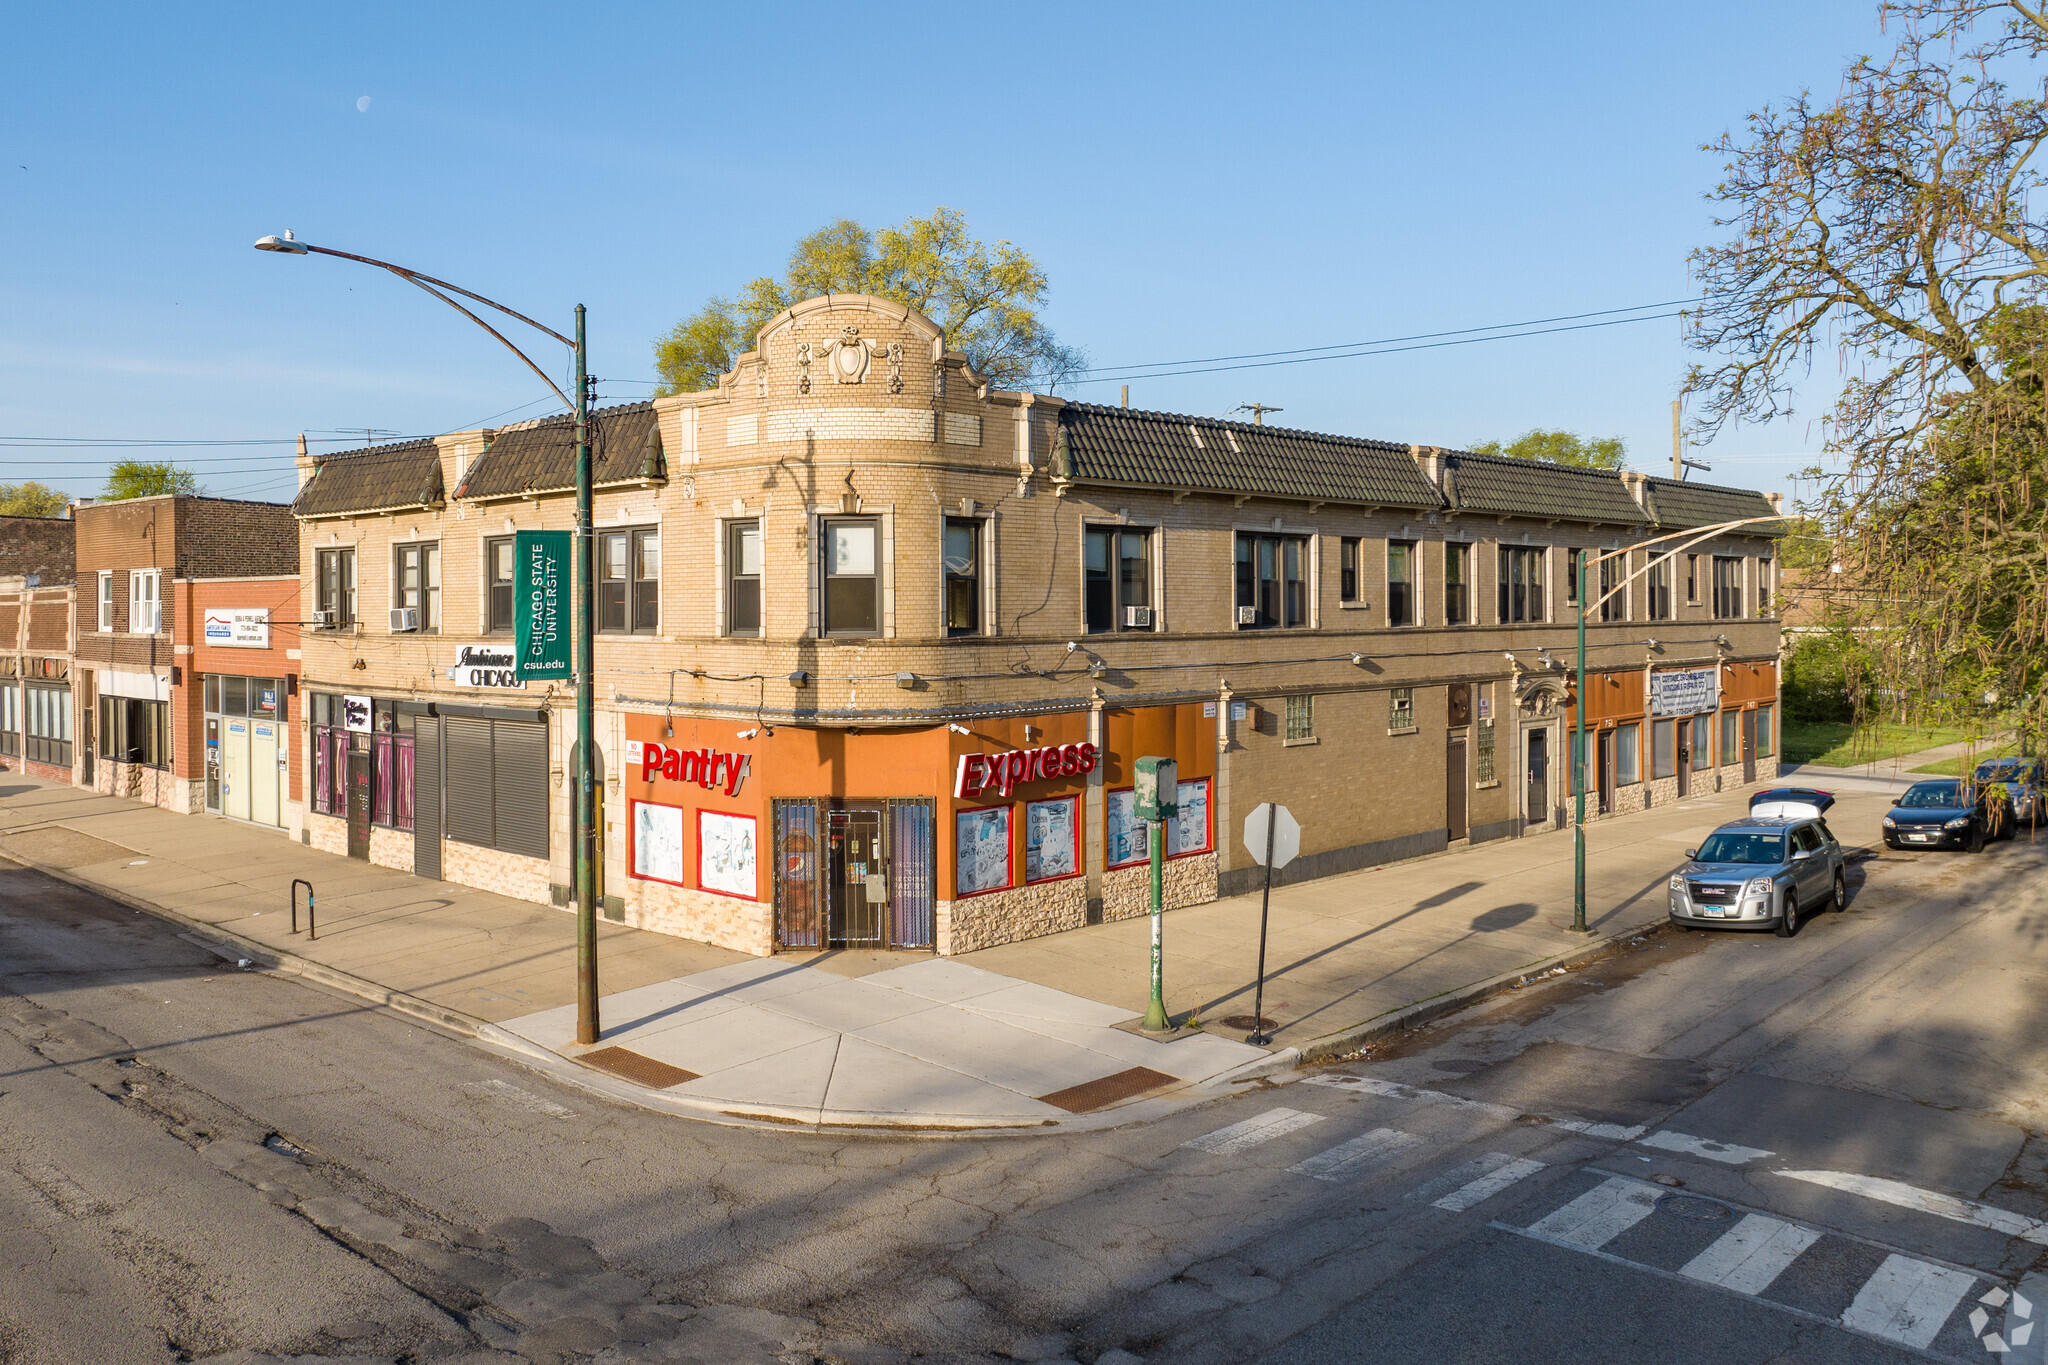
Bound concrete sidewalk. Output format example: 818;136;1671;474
0;769;1889;1132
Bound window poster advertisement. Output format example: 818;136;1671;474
1024;796;1079;882
632;801;684;885
698;810;758;899
1169;778;1211;855
955;805;1013;895
1106;789;1145;867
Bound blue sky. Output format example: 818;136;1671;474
1;2;1882;506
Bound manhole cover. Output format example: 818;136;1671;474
1221;1015;1275;1031
1658;1194;1731;1221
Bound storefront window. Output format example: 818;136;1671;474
369;700;414;831
1476;719;1496;784
1105;789;1144;868
955;805;1013;895
99;695;166;768
1617;723;1641;786
1756;704;1775;757
1692;714;1712;771
631;800;686;885
1024;796;1079;882
0;682;16;757
1652;718;1676;779
698;809;757;899
1721;709;1740;765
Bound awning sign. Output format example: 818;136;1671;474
514;530;571;680
202;608;271;648
1650;667;1720;717
342;694;372;733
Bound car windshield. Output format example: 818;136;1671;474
1976;761;2029;781
1694;832;1785;864
1898;781;1964;809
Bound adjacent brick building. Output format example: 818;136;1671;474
288;292;1786;959
0;514;79;782
72;496;302;828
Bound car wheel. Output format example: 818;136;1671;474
1831;871;1847;912
1775;894;1800;937
1967;824;1985;854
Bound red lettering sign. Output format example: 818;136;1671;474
641;741;751;798
952;742;1097;799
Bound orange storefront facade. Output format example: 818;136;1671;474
619;704;1220;955
1568;657;1780;817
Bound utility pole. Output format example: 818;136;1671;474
1235;403;1284;426
573;304;599;1045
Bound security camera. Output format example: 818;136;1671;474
736;728;759;740
946;723;971;735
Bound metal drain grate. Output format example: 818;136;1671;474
1036;1066;1177;1114
576;1046;700;1090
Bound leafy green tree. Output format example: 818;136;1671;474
1468;429;1627;470
0;481;68;517
654;208;1085;394
101;461;198;501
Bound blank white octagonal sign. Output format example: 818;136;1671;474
1243;803;1301;869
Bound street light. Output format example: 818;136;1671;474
1568;515;1787;933
254;230;605;1045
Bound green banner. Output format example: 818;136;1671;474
514;530;572;680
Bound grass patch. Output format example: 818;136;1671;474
1911;741;2022;776
1781;720;1974;768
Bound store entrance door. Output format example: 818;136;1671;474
223;718;251;821
828;807;886;948
1525;728;1548;828
250;720;281;827
346;748;371;860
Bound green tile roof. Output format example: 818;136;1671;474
1441;450;1650;525
1642;476;1784;535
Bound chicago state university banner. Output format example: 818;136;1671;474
514;530;571;680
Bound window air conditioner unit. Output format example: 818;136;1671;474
1124;605;1153;628
310;609;335;629
1236;606;1259;625
389;607;419;633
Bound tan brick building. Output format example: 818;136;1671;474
289;293;1785;958
0;514;79;783
71;496;302;827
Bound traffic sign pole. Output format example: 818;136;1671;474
1249;805;1277;1045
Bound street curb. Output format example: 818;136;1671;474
0;844;1278;1138
1283;912;1672;1066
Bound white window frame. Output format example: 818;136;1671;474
128;570;160;636
97;572;113;633
393;540;441;633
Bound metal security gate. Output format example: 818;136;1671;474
888;799;935;949
413;716;442;880
774;799;822;949
828;808;886;947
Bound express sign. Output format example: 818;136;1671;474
637;740;751;798
954;742;1099;799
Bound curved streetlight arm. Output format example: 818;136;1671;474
271;238;575;410
1577;514;1789;622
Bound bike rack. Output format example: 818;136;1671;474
290;878;315;940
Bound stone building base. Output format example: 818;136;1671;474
95;761;201;813
938;876;1090;956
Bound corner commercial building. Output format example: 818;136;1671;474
289;292;1785;959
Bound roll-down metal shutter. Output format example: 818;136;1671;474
493;717;549;860
443;716;494;848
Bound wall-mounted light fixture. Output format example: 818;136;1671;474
1349;653;1367;667
736;728;759;740
787;669;811;687
1088;660;1109;679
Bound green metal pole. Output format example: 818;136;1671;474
1143;817;1169;1031
573;304;600;1044
1573;552;1589;933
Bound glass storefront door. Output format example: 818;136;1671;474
205;673;286;829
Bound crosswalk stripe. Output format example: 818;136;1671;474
1432;1157;1547;1212
1840;1253;1978;1350
1287;1127;1421;1182
1183;1107;1325;1155
1526;1175;1660;1249
1680;1213;1820;1294
1638;1130;1774;1165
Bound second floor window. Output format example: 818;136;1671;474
821;518;878;636
944;518;981;636
1388;540;1417;627
97;572;114;632
1085;526;1153;632
600;527;660;634
1285;694;1315;741
1686;554;1701;604
1599;551;1626;622
1445;543;1471;624
1496;547;1543;623
129;569;160;635
1565;549;1582;606
1235;532;1307;629
394;542;440;632
1390;686;1414;731
1340;536;1361;602
1758;556;1775;614
317;548;356;628
486;537;515;632
1713;555;1744;618
1646;555;1672;620
728;520;762;635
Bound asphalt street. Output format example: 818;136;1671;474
1;817;2044;1365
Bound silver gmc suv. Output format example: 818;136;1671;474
1667;815;1847;938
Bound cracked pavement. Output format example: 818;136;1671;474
0;821;2044;1364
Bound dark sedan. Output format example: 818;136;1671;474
1975;757;2043;827
1881;779;1992;852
